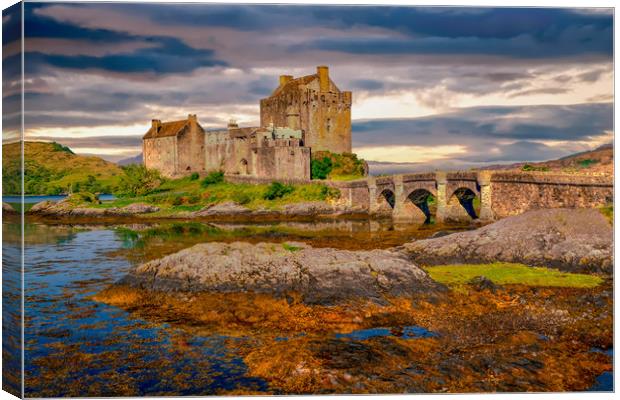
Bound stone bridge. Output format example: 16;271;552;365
330;171;613;223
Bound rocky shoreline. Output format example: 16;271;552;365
91;207;613;393
110;208;612;306
20;198;367;221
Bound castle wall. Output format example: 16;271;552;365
255;141;311;180
176;120;205;173
143;137;177;177
204;134;310;180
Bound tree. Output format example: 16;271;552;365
311;156;333;180
115;165;163;197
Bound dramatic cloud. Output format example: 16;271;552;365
1;3;612;165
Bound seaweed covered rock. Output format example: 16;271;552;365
118;241;443;304
403;208;612;274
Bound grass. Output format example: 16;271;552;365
424;263;603;289
92;176;340;213
3;141;123;195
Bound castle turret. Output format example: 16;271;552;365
259;65;352;154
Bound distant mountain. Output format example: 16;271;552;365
480;143;613;175
117;153;143;166
2;141;123;195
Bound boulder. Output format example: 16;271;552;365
402;208;612;274
119;202;160;214
119;241;443;305
2;202;16;213
192;202;251;216
467;276;501;293
281;201;338;216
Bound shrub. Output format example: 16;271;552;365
311;157;333;180
232;192;252;205
578;159;599;168
189;172;200;181
201;171;224;187
263;182;294;200
51;141;74;154
521;164;549;172
67;192;100;205
114;165;163;197
319;185;340;200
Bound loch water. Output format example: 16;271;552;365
4;218;465;397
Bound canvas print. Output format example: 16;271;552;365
1;1;614;397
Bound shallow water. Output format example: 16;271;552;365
5;219;452;397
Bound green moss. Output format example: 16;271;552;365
282;243;302;252
599;204;613;225
425;263;602;289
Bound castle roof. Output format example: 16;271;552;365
143;118;203;139
270;74;319;97
228;126;257;138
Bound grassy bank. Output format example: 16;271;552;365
93;172;340;213
425;263;602;289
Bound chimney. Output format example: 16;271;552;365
317;65;329;92
188;114;197;124
151;119;161;131
279;75;293;86
228;118;239;130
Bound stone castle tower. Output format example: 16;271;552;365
259;66;352;154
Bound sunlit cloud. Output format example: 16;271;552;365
355;145;468;163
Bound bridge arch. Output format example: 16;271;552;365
374;188;395;215
447;187;479;221
403;188;435;223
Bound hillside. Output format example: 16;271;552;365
2;141;123;195
118;153;143;166
481;144;613;176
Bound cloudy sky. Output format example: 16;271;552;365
2;2;614;172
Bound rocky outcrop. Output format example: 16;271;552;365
2;202;16;213
402;208;612;274
29;200;159;217
191;202;251;217
118;203;160;214
119;241;443;304
280;201;354;216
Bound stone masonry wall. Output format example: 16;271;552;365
490;172;613;218
176;119;205;173
143;137;177;177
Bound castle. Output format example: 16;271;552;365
143;66;352;179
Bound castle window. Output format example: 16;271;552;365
327;118;331;132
